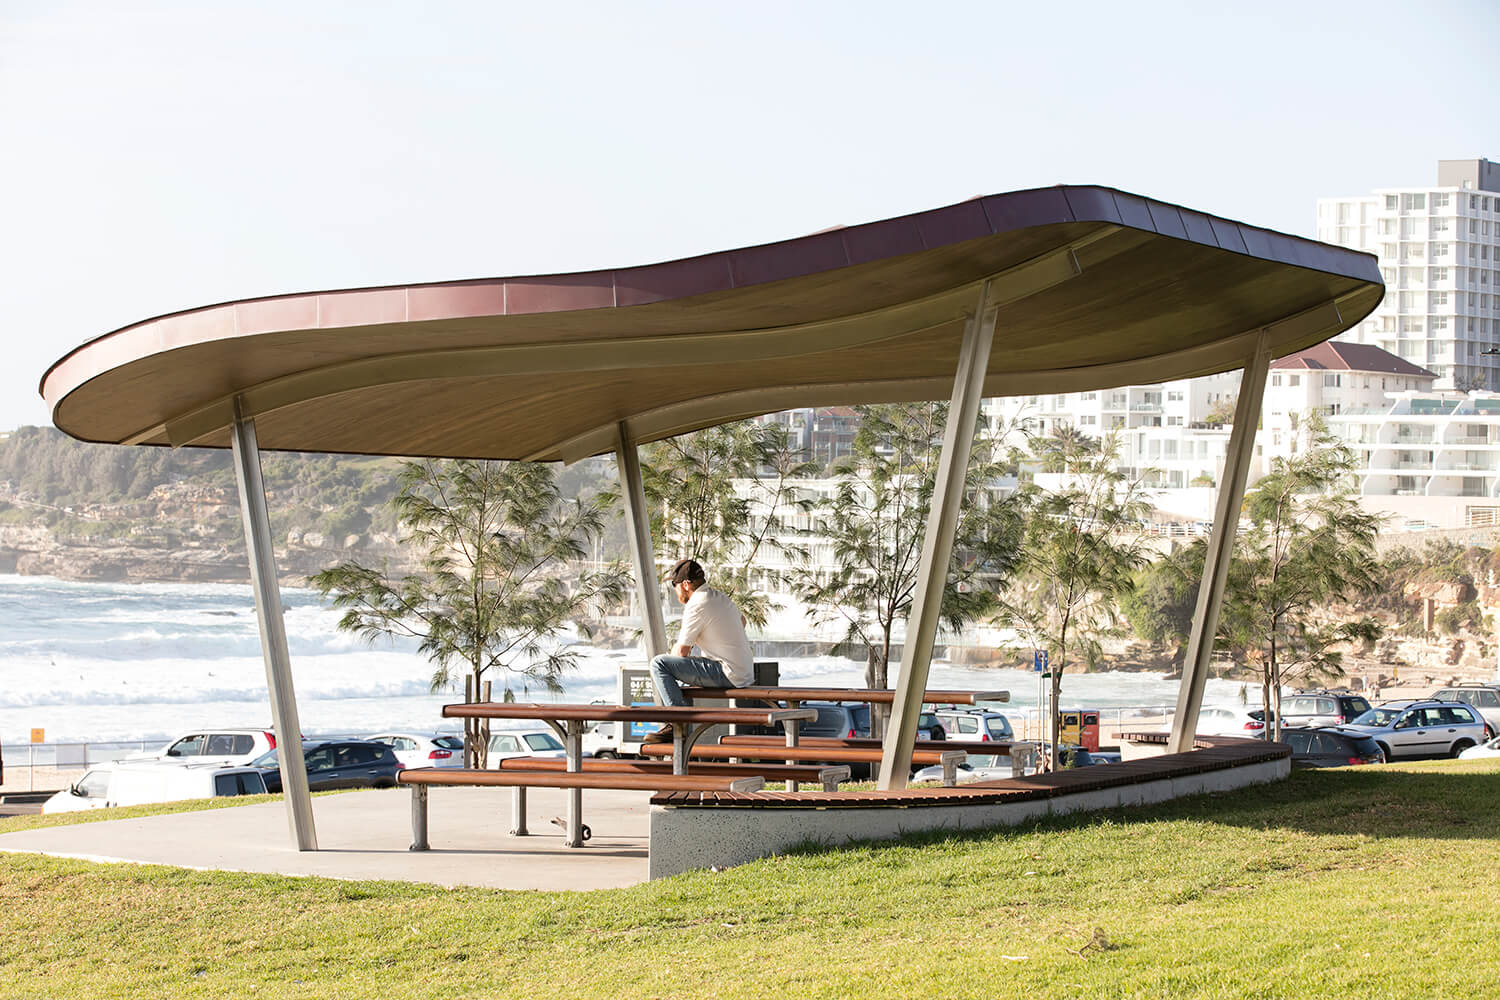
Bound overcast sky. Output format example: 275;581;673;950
2;0;1495;432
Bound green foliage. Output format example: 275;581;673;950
1120;545;1201;649
1217;415;1384;734
1029;424;1099;473
795;403;1026;694
1435;600;1483;636
640;420;815;629
1005;431;1152;768
1203;396;1237;427
310;460;627;764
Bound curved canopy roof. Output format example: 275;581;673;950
42;185;1382;461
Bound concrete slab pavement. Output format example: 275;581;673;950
0;785;654;892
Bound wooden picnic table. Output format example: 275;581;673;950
678;686;1010;788
441;701;816;845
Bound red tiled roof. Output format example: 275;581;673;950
1272;341;1435;378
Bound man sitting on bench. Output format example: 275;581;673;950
645;558;754;742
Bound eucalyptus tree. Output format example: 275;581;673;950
1006;431;1153;769
1216;418;1384;738
795;403;1027;730
310;459;626;766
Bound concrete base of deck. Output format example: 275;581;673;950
648;739;1288;879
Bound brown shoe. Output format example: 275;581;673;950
642;724;675;744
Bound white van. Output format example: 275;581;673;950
580;720;646;759
43;761;268;814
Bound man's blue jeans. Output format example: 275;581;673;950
649;654;730;707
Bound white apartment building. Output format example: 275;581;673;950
985;341;1452;511
1317;157;1500;390
989;376;1240;490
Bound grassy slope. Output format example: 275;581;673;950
2;759;1498;999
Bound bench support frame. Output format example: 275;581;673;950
409;784;429;851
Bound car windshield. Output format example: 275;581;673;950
432;736;464;750
523;733;564;751
1351;707;1402;727
252;749;278;768
967;754;1001;767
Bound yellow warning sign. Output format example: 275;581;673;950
30;728;44;744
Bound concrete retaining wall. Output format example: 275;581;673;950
648;757;1288;879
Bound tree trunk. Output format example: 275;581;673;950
1049;620;1069;771
1260;664;1273;743
463;675;476;768
1269;641;1283;743
867;640;889;739
479;679;492;770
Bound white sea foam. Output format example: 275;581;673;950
0;574;1253;745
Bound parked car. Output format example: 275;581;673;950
1057;744;1116;768
1458;732;1500;760
121;728;278;767
1028;743;1116;769
1279;726;1384;768
1343;700;1486;760
917;711;946;741
934;708;1014;742
1280;691;1373;729
1192;706;1269;737
366;732;466;769
912;752;1012;784
800;702;873;740
252;739;403;793
488;729;567;764
43;761;267;814
1429;684;1500;737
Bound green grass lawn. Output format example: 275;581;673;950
3;758;1498;999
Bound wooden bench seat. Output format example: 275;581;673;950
720;734;1020;755
638;742;968;785
494;755;852;791
718;733;1040;775
398;766;763;849
682;685;1009;705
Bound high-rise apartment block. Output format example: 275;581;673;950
1317;158;1500;390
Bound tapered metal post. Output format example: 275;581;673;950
230;402;317;850
409;785;429;851
878;284;999;789
615;422;668;659
1169;332;1272;754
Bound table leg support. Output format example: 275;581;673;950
785;710;801;793
409;785;429;851
566;721;585;848
510;786;529;836
567;787;584;848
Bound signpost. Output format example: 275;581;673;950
1033;650;1048;746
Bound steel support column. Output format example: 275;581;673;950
614;422;668;661
877;285;999;789
230;402;317;850
1169;332;1273;754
